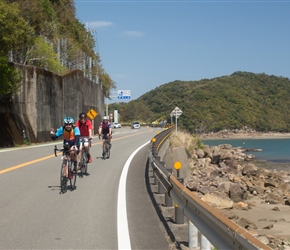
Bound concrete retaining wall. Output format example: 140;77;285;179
159;137;190;178
0;64;104;147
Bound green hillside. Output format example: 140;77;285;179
0;0;115;97
110;72;290;133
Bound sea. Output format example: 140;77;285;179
202;138;290;171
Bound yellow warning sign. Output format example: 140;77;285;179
87;109;97;120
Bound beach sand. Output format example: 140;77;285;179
223;197;290;239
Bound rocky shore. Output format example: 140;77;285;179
182;133;290;249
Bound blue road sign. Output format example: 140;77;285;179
118;90;131;100
118;96;131;99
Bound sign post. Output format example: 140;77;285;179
170;107;183;133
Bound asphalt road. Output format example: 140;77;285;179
0;127;170;249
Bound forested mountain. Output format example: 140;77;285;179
110;72;290;133
0;0;115;97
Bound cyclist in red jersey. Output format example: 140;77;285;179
76;112;93;163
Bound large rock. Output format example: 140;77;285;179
201;193;234;209
184;144;290;207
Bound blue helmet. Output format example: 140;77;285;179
63;116;74;125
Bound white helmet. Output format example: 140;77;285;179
103;116;108;120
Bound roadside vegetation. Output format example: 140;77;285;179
0;0;115;97
169;131;204;152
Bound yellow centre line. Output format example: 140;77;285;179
0;155;56;174
0;129;154;175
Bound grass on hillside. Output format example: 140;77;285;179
169;131;204;153
169;131;204;171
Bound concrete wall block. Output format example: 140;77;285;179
0;64;104;146
171;147;191;178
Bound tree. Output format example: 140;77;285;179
123;100;154;123
0;0;34;56
99;69;116;97
0;0;33;96
25;36;66;73
0;56;21;96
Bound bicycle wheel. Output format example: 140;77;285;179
105;141;110;159
60;161;68;193
69;164;77;190
102;142;106;160
83;156;88;175
80;150;88;177
79;150;84;178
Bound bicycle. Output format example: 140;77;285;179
79;138;92;177
54;143;77;193
101;134;111;160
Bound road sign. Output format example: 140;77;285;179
118;90;131;99
171;107;183;133
87;108;97;120
171;107;183;118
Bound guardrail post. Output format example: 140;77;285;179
174;203;184;224
158;161;166;195
200;234;211;250
165;191;172;207
153;171;157;185
189;220;199;249
148;165;154;178
158;180;165;194
149;159;154;176
175;177;184;224
165;167;172;207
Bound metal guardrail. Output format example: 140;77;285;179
148;127;272;250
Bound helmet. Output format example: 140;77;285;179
63;116;74;125
103;116;108;120
79;112;87;119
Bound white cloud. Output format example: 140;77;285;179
87;21;113;28
123;31;145;37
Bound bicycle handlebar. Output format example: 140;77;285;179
54;145;77;157
54;145;62;157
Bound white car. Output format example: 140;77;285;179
113;122;122;128
131;121;141;129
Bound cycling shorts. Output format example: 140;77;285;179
64;140;76;147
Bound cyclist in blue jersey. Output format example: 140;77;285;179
50;117;81;172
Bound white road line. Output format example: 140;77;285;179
117;141;150;250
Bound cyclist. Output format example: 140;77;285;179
76;112;93;163
50;117;80;173
98;116;112;157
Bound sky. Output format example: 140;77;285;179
74;0;290;103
